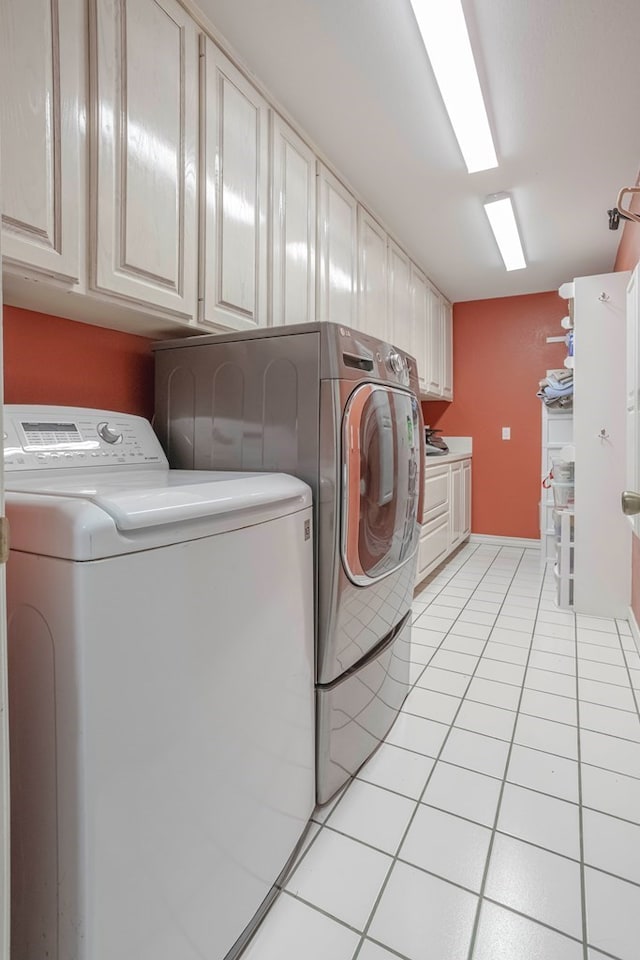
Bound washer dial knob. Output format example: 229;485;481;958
97;421;123;445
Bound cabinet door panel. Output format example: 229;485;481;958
426;286;442;396
201;38;268;330
463;460;472;537
1;0;81;281
357;207;387;339
450;462;463;547
271;115;316;326
92;0;198;317
417;515;449;583
412;265;428;393
317;164;357;327
389;241;412;353
442;298;453;400
423;464;449;523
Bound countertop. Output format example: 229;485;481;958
424;451;472;467
424;436;472;467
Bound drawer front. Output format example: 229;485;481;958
316;616;411;804
417;514;449;579
423;464;449;522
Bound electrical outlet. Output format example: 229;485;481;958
502;427;511;440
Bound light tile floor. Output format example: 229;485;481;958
243;543;640;960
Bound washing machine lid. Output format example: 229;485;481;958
7;469;311;530
6;470;312;560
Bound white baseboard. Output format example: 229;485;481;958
468;534;541;550
629;605;640;655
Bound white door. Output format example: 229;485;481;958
0;0;82;283
92;0;199;319
573;271;631;617
357;207;388;340
316;164;357;327
270;114;316;326
388;241;412;354
0;116;10;960
201;37;269;331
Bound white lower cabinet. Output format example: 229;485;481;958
450;461;464;548
418;514;450;578
416;457;472;586
462;460;472;537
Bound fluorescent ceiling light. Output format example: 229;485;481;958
484;194;527;271
409;0;497;173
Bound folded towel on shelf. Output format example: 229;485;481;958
536;388;573;409
537;367;573;409
543;383;574;398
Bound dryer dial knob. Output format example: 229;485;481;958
387;351;403;375
97;422;123;445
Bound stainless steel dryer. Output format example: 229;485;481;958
154;323;424;803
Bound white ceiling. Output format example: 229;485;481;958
195;0;640;303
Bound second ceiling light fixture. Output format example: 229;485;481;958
409;0;526;270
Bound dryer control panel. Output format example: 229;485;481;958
3;406;168;473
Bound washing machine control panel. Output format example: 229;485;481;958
3;406;169;472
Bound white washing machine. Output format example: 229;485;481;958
4;406;315;960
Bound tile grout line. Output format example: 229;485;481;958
354;745;640;829
398;701;640;781
574;610;590;960
293;547;491;887
282;831;628;960
409;656;640;712
464;552;549;960
616;619;640;722
348;546;513;959
350;545;537;960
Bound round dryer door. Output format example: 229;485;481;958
342;383;421;584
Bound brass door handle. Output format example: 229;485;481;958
621;491;640;516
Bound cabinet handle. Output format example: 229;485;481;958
621;490;640;516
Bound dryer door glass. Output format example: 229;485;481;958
342;384;421;583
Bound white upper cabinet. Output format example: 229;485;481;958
201;37;269;331
418;285;453;400
316;164;358;327
357;207;388;340
388;240;412;353
91;0;199;319
425;285;443;396
0;0;83;282
442;298;453;400
270;114;316;327
411;265;429;392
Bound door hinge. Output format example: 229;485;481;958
0;517;9;564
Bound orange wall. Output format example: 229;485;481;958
3;306;155;419
423;292;566;539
